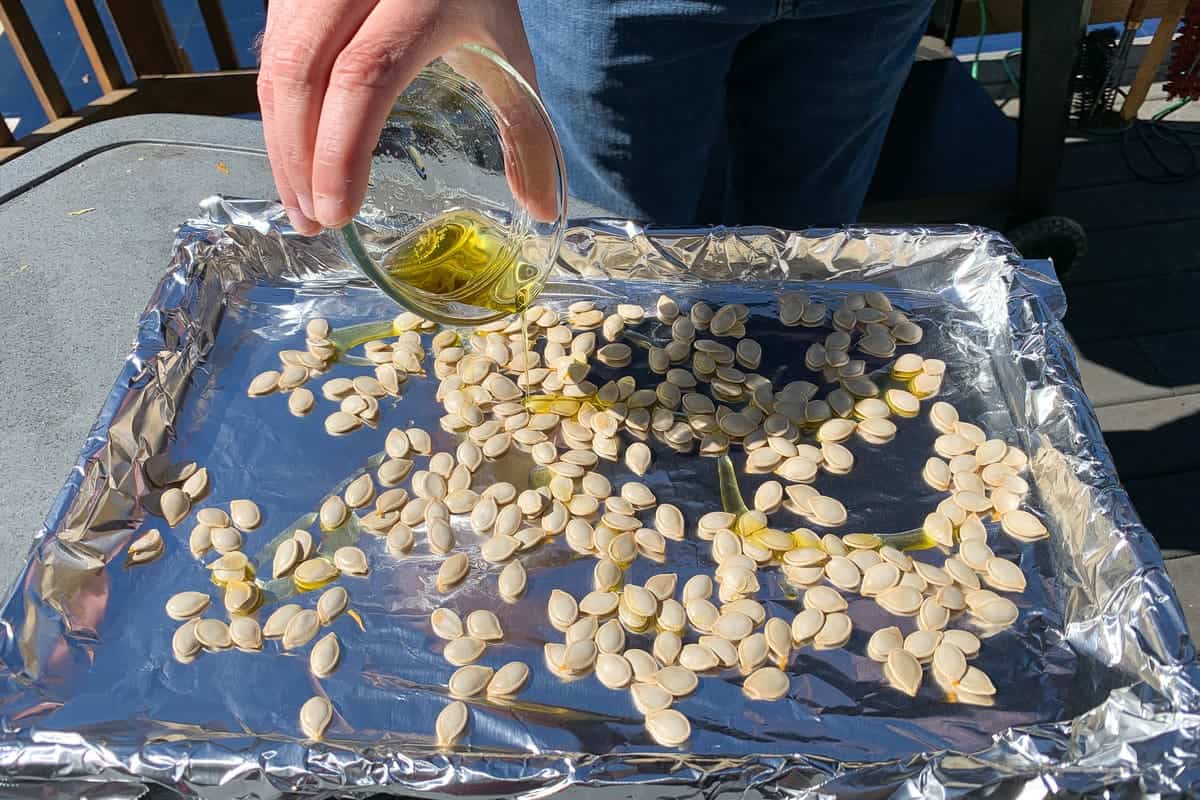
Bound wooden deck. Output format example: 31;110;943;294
1049;86;1200;633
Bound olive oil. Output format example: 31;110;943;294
381;209;541;318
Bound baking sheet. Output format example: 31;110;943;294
0;196;1196;798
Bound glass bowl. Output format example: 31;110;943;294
339;43;567;326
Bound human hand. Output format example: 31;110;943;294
258;0;552;235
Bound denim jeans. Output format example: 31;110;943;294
518;0;933;227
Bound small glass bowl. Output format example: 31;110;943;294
339;44;567;326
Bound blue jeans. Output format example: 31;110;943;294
518;0;933;227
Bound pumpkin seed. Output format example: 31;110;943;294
437;552;470;591
958;665;996;696
294;558;339;587
985;556;1027;592
673;577;709;609
876;585;922;615
814;612;852;649
462;610;502;642
340;474;373;509
644;708;690;746
942;629;981;658
319;496;349;530
487;661;530;697
166;591;210;621
596;653;634;689
211;526;242;555
809;496;847;527
1001;509;1048;541
448;664;493;698
824;556;862;591
264;604;302;638
309;632;341;678
317;585;349;624
803;585;847;613
685;598;720;633
387;523;415;557
743;666;789;700
866;626;903;662
563;640;599;673
975;596;1019;627
548;589;579;630
172;619;201;662
444;636;486;666
737;632;769;672
300;696;333;740
788;607;824;644
282;610;320;650
498;559;527;602
764;617;791;662
653;630;683;665
333;546;369;576
128;529;164;563
158;489;191;527
436;700;468;746
885;649;922;696
655;665;699;697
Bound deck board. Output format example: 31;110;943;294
1052;110;1200;566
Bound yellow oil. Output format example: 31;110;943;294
381;209;540;317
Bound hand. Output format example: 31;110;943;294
258;0;545;235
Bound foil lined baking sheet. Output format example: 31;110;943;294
0;196;1196;798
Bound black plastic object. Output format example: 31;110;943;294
1006;215;1088;278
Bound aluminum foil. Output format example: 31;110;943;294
0;196;1196;799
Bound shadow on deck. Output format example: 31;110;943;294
1054;116;1200;629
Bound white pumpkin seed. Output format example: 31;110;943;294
444;636;486;666
743;666;789;700
300;695;334;740
333;546;369;576
885;649;922;696
319;496;349;530
165;591;211;620
264;604;301;638
437;552;470;591
449;664;494;698
867;626;904;662
387;523;415;557
877;585;923;616
317;585;349;624
310;632;341;677
655;665;699;697
942;628;981;658
172;619;201;662
486;661;530;698
814;612;852;649
281;610;320;650
436;700;468;746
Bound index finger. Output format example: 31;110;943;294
310;2;453;228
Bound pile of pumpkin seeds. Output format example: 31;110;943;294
138;288;1049;749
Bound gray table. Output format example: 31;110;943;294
0;113;608;598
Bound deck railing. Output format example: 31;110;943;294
0;0;262;163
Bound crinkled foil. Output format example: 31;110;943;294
0;196;1196;799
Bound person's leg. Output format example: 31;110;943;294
724;0;934;228
517;0;773;223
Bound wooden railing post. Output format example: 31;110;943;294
64;0;126;94
198;0;240;70
104;0;185;76
0;0;73;121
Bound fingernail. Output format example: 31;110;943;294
285;207;319;235
296;192;315;220
285;206;307;228
315;194;348;227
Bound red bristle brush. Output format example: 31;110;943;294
1166;0;1200;100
